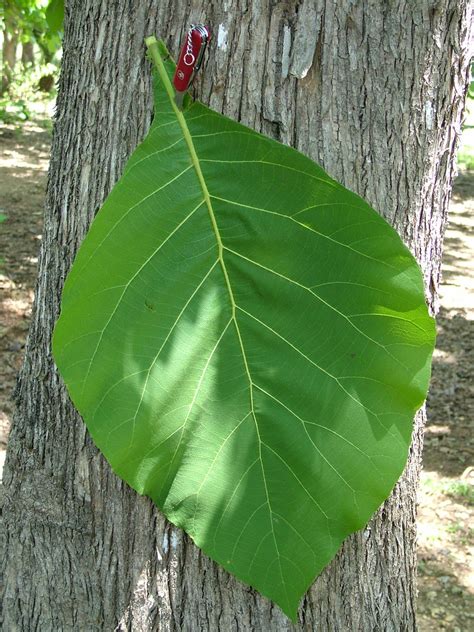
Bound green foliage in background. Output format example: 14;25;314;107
0;62;57;127
443;481;474;505
45;0;63;33
53;39;435;618
1;0;62;59
1;0;61;104
0;96;30;123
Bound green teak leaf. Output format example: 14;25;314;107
53;38;435;619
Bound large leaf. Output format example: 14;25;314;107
53;39;435;619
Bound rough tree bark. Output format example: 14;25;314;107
2;1;472;630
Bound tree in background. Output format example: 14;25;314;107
2;1;472;630
1;0;61;94
1;1;19;94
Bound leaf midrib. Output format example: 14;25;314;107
150;42;290;608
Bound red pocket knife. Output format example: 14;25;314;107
173;24;211;109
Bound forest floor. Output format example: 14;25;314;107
0;107;472;631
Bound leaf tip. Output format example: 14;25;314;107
281;601;299;623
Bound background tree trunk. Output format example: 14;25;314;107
1;19;18;95
2;1;471;630
21;41;35;67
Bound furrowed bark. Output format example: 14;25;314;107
2;1;472;630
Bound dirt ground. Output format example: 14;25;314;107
418;173;474;631
0;109;472;629
0;110;50;475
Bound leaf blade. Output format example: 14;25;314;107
53;40;435;619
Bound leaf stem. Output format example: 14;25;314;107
145;37;178;108
144;36;235;315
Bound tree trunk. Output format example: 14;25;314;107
2;1;471;630
1;22;18;95
21;41;35;67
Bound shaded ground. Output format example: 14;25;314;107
0;108;50;475
0;111;472;629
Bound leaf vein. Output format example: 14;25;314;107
80;198;205;396
224;246;406;369
201;158;336;187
